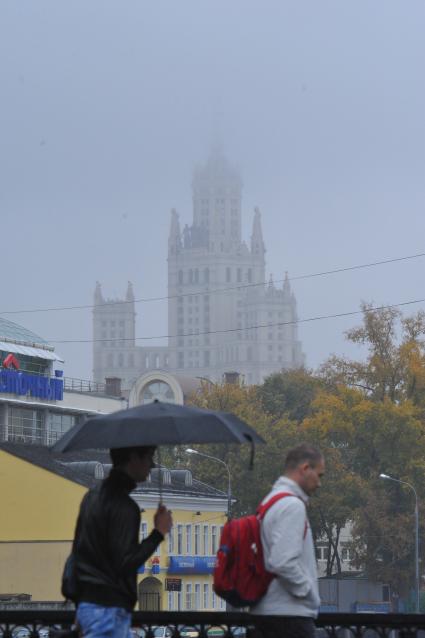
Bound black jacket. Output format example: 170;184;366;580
73;468;163;610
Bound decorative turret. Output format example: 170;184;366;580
168;209;182;255
126;281;135;302
268;274;274;291
283;271;291;296
251;207;265;257
94;281;103;305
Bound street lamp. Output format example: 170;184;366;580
185;448;232;520
380;473;420;612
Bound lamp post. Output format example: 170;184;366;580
380;473;420;612
185;448;232;520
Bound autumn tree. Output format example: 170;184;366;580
321;304;425;405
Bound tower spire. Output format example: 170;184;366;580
251;207;265;257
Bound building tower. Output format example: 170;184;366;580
167;147;304;384
93;147;304;389
92;282;137;387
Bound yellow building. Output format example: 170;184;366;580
0;443;227;610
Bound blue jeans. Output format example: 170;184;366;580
76;602;132;638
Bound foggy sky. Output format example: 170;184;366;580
1;0;424;380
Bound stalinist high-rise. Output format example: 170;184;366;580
93;147;304;389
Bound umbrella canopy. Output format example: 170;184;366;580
51;401;265;453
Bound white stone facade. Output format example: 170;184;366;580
93;148;304;389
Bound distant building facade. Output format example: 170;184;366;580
93;148;304;390
0;317;123;447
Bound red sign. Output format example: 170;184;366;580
2;354;19;370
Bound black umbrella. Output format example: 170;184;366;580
51;400;264;453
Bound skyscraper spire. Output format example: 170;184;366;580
251;207;265;257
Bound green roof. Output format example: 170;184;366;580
0;317;48;347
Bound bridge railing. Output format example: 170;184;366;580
2;611;425;638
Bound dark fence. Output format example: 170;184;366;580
2;612;425;638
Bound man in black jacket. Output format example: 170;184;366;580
73;445;172;638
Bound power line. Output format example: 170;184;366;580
48;296;425;344
1;251;424;316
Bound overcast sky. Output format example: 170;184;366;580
1;1;424;380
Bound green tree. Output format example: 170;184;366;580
258;368;324;423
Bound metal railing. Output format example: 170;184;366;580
63;377;106;394
1;611;425;638
0;424;65;446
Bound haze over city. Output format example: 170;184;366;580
1;0;424;380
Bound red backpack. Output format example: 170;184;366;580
213;492;301;607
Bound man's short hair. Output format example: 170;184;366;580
283;443;323;472
110;446;156;468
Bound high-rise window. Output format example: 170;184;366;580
211;526;218;554
48;412;76;445
203;584;209;609
168;526;174;554
177;525;183;554
203;525;209;555
195;584;201;610
194;525;200;555
186;524;192;554
139;521;148;543
186;583;192;610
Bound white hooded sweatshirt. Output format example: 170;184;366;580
250;476;320;618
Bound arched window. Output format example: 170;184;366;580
204;268;209;283
178;270;183;285
141;380;175;404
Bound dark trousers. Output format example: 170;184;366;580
252;616;316;638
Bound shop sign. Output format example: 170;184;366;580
0;355;63;401
168;556;216;575
165;578;182;591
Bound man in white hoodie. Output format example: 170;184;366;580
251;444;325;638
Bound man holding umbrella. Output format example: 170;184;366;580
53;400;265;636
71;446;172;638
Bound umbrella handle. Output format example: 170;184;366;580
157;447;163;504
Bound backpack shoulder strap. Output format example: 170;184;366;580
256;492;296;520
257;492;309;539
